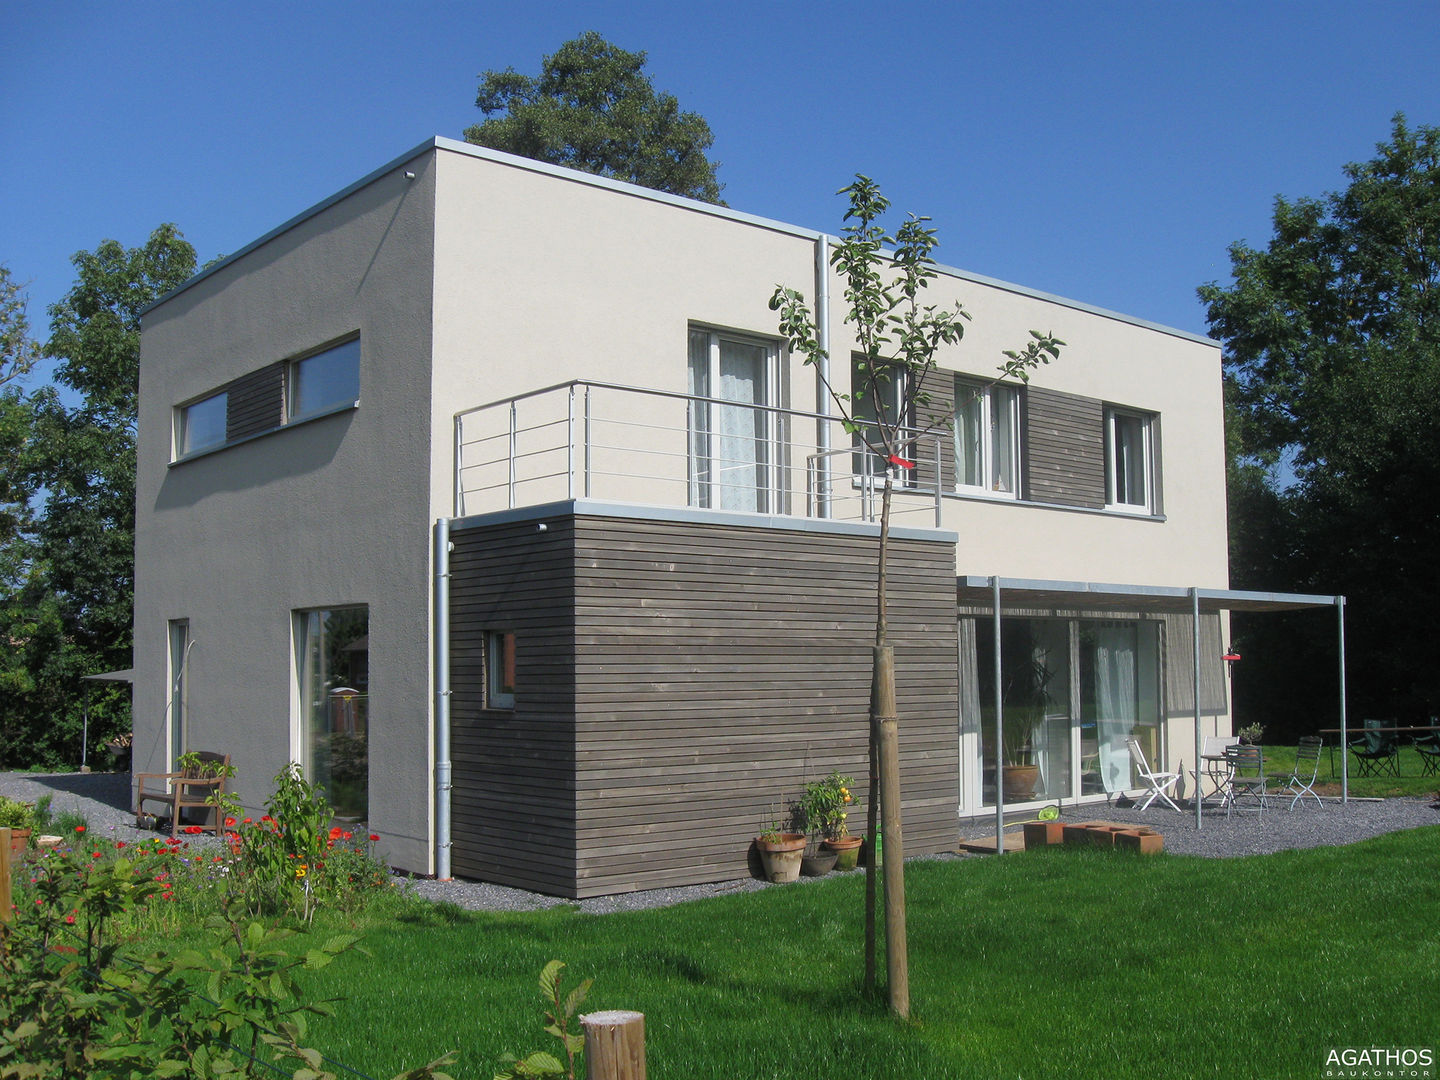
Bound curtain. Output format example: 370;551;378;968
1093;626;1138;793
716;340;766;512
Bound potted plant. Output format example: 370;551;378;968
754;822;806;883
1001;654;1057;802
0;796;35;854
800;771;863;871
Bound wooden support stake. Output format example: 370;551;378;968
582;1010;645;1080
1;827;12;924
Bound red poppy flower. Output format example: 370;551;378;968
115;842;126;849
74;825;86;834
243;817;253;824
369;834;379;842
329;826;344;840
91;851;101;859
65;914;76;924
224;817;236;828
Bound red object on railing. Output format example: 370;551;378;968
887;454;916;469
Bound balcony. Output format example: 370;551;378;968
453;380;949;527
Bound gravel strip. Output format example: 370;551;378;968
5;771;1436;913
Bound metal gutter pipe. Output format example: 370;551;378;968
1192;588;1203;830
815;235;832;518
433;518;454;879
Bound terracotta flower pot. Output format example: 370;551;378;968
801;849;838;876
755;832;806;883
6;827;32;856
823;834;864;871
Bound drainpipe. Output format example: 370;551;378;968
433;518;454;880
815;234;832;518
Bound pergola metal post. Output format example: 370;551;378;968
992;576;1005;852
1338;596;1349;805
1192;587;1203;830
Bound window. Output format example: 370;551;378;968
954;377;1020;497
850;356;907;482
487;630;516;709
295;607;369;821
687;328;778;512
168;620;191;768
1105;407;1155;513
176;391;227;456
289;338;360;421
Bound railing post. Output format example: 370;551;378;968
583;384;593;499
453;415;464;518
582;1010;646;1080
507;400;518;509
933;434;944;526
567;384;577;501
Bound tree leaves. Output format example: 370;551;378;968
464;32;725;204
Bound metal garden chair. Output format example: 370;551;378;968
1271;736;1324;810
1222;743;1268;819
1124;736;1182;812
1414;732;1440;778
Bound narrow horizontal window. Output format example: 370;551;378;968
289;338;360;422
176;391;228;456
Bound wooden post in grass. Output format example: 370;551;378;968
582;1010;645;1080
1;827;11;923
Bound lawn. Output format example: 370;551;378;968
284;824;1440;1080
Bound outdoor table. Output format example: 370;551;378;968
1198;753;1232;804
1318;726;1440;777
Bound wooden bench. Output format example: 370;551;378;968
135;752;231;836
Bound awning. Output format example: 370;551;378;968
82;668;135;683
958;576;1340;615
960;575;1347;846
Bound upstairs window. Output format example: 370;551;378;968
288;338;360;422
1105;407;1156;513
176;390;228;457
954;377;1020;498
850;356;907;483
687;328;778;513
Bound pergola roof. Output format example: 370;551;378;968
957;576;1341;615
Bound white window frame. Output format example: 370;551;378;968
167;619;191;772
174;390;228;458
687;327;781;513
954;377;1021;499
850;357;914;488
1105;406;1156;514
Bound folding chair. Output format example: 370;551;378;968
1414;733;1440;778
1271;736;1323;810
1124;736;1181;812
1222;744;1267;819
1351;719;1399;778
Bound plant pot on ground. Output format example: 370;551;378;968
0;796;36;854
800;847;838;876
755;832;806;883
822;834;864;870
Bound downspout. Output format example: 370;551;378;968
433;518;454;880
1192;588;1203;831
815;234;832;518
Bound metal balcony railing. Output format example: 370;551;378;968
454;380;950;527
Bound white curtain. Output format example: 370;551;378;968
1093;626;1138;793
715;340;766;512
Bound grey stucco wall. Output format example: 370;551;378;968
134;153;438;873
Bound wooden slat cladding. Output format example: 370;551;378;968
1024;386;1105;508
225;363;284;442
1161;613;1228;715
448;519;578;895
913;369;955;491
569;516;958;897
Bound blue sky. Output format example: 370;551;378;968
4;0;1439;382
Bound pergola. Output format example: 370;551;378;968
955;576;1347;847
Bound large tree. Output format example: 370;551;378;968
1200;114;1440;730
464;31;725;204
0;226;197;768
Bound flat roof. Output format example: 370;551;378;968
957;576;1341;614
142;137;1218;348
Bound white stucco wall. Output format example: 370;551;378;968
135;155;437;873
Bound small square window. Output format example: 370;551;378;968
1105;407;1156;513
289;338;360;422
488;631;516;710
176;391;228;456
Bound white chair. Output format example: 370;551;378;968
1124;736;1182;812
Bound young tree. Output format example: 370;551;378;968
0;226;197;767
1199;114;1440;728
772;177;1062;1017
464;31;724;204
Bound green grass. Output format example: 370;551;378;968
271;825;1440;1080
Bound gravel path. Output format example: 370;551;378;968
5;770;1436;915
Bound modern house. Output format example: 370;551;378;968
135;136;1249;897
